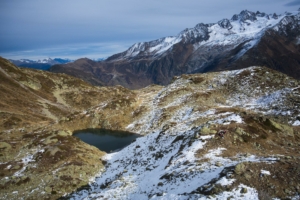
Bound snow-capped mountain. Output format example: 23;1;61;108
108;10;296;62
10;58;72;70
50;9;300;89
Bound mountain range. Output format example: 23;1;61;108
9;58;72;70
50;9;300;89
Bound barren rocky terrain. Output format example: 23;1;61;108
1;57;300;199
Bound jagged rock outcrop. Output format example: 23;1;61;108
218;19;233;29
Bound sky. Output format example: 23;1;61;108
0;0;299;60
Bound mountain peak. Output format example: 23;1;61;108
256;11;269;18
218;18;233;29
231;10;257;22
272;13;279;19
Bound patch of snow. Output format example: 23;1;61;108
291;195;300;200
211;114;243;125
255;89;289;107
13;148;44;177
216;177;235;186
149;37;181;55
292;120;300;126
261;170;271;175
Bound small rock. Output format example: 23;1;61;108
245;153;251;157
43;137;58;145
235;128;246;135
244;173;252;180
45;186;52;193
210;185;223;194
58;130;71;136
0;142;11;151
241;187;248;193
200;126;217;135
284;188;291;194
157;182;163;187
235;163;246;175
215;162;223;167
12;165;21;170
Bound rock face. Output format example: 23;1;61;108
50;9;300;89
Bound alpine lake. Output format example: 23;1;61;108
73;129;141;153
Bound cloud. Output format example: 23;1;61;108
1;42;133;60
0;0;298;60
285;0;300;6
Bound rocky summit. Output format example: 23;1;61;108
50;9;300;89
1;56;300;199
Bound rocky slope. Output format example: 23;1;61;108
1;56;300;199
50;9;300;89
62;66;300;200
0;57;137;199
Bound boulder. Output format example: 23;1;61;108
235;128;246;135
241;187;248;193
200;126;217;135
0;142;11;151
57;130;71;136
43;137;58;145
45;186;52;193
268;119;294;137
235;163;246;175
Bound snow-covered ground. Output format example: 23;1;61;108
69;128;277;200
65;66;299;199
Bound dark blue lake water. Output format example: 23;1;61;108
73;129;140;152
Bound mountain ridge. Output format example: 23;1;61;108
50;9;300;89
9;58;72;70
